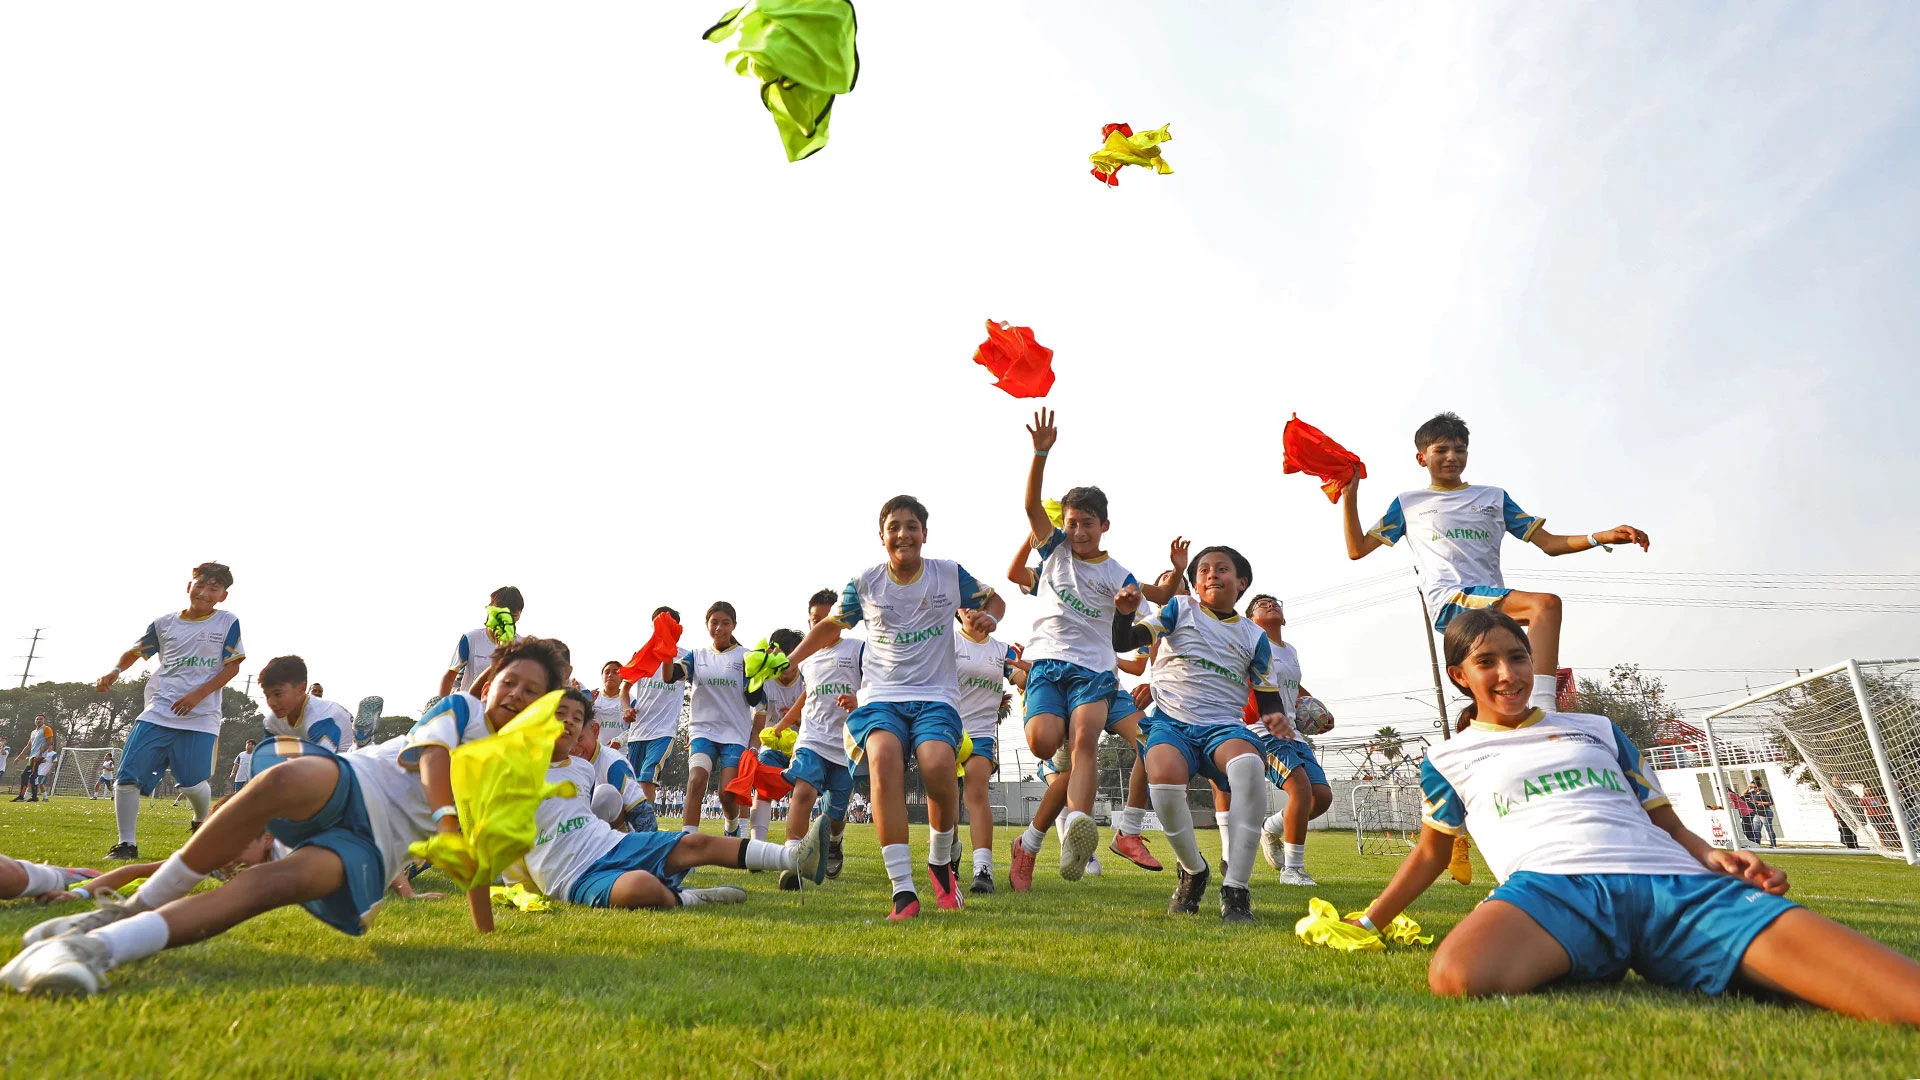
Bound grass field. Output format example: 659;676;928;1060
0;800;1915;1078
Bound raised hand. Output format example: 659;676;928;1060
1596;525;1651;551
1026;408;1058;453
1168;536;1190;574
1114;583;1143;615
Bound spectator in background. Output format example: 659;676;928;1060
93;753;116;799
15;718;54;802
1727;787;1756;844
0;740;10;789
309;683;324;699
32;742;56;801
229;739;256;793
1746;779;1778;848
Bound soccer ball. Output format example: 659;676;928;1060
1295;695;1334;736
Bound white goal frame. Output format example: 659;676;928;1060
1352;781;1424;855
48;747;118;800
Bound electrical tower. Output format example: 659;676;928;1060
16;628;46;689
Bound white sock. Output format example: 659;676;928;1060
92;910;169;969
681;824;700;834
1118;805;1145;835
1150;784;1205;874
1530;674;1558;711
784;839;802;859
881;843;915;896
17;861;65;900
114;784;141;845
129;851;208;912
181;781;212;823
723;815;738;838
1223;754;1267;891
1019;825;1045;854
743;839;791;872
1215;810;1232;864
929;828;956;865
750;800;774;841
972;847;992;874
1284;842;1306;869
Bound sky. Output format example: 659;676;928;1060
3;1;1917;752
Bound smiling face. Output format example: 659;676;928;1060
707;610;736;649
1061;506;1109;558
552;697;589;762
880;507;926;569
484;658;553;729
1448;624;1535;725
185;574;228;617
601;663;622;695
1416;436;1469;488
1191;551;1247;612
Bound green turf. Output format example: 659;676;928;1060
0;800;1914;1078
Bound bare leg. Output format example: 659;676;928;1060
1737;907;1920;1022
1032;771;1069;831
682;765;711;830
640;780;658;804
716;765;740;825
1282;771;1334;845
786;781;821;844
664;832;744;871
0;857;28;899
173;757;339;875
1124;724;1151;812
1212;782;1231;814
867;732;909;846
1024;713;1065;762
917;740;958;835
963;757;995;853
1064;701;1107;815
606;870;677;909
1496;590;1563;675
1427;899;1573;996
156;846;346;947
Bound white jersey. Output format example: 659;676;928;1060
518;757;624;903
579;742;645;819
627;648;690;742
1421;710;1700;881
591;691;628;746
232;750;253;782
1367;484;1543;620
954;634;1015;740
796;639;863;764
264;695;357;754
1266;641;1302;722
1024;529;1138;672
133;609;245;734
685;645;756;746
343;692;498;884
762;674;807;731
1134;596;1275;727
831;558;994;705
446;628;497;695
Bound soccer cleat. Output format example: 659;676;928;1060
630;800;659;834
888;890;920;922
778;870;801;892
1449;834;1474;885
1168;862;1211;915
1109;832;1163;871
4;934;111;996
22;893;135;947
926;862;963;910
1058;813;1098;882
1009;838;1037;893
1277;867;1318;887
104;843;139;861
1220;884;1254;923
679;884;748;906
796;813;830;886
825;839;844;879
1261;820;1287;872
969;868;995;895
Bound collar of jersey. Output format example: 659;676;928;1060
1072;549;1111;564
1194;601;1240;623
1469;707;1545;732
886;563;925;586
1426;482;1471;493
177;608;216;622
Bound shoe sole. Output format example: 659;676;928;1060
805;816;831;885
25;963;102;997
1058;816;1098;882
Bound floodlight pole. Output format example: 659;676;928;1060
1417;591;1449;741
1846;660;1918;865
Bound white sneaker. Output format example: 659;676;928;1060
795;813;829;885
4;934;110;996
1261;812;1287;871
679;885;748;907
1083;855;1103;876
22;894;133;946
1058;813;1098;882
1278;866;1318;886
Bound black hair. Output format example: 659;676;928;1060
193;561;234;589
1413;412;1470;452
488;637;566;698
807;589;836;610
1059;486;1110;524
601;660;622;673
540;637;571;663
1184;545;1253;588
1442;608;1530;731
878;494;929;530
706;601;737;623
1246;593;1281;613
490;586;525;615
558;687;595;723
651;605;681;622
259;655;308;689
768;628;803;654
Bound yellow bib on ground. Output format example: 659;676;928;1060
1294;896;1433;952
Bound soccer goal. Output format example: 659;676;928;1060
48;747;118;800
1698;659;1920;864
1352;781;1424;855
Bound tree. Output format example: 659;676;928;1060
1568;664;1674;750
1765;670;1920;792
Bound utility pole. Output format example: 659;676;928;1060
1416;592;1450;740
16;628;46;689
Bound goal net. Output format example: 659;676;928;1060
1352;781;1424;855
48;747;118;800
1699;659;1920;863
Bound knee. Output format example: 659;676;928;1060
1427;952;1477;998
1536;592;1563;620
1311;786;1334;818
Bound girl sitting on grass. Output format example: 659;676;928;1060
1353;608;1920;1022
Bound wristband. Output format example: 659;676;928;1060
110;666;123;677
1033;449;1048;457
431;805;459;826
1587;533;1612;552
1356;913;1377;932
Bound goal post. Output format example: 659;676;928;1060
1697;658;1920;864
49;747;119;800
1352;781;1424;855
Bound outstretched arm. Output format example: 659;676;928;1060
1648;803;1786;894
1342;477;1384;560
416;745;492;933
1357;825;1454;927
1023;409;1058;543
1139;537;1190;604
97;647;145;694
783;618;842;670
1530;525;1651;556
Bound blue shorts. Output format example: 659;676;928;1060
782;748;853;821
117;721;217;794
1023;660;1122;723
688;737;745;773
1433;585;1511;632
1489;871;1798;995
964;735;999;776
1142;715;1263;789
1262;735;1328;788
265;758;387;936
248;736;339;777
568;830;693;907
847;700;961;755
626;736;673;783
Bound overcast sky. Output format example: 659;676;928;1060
4;2;1916;750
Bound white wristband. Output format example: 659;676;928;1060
431;805;459;826
1357;913;1378;932
1586;534;1611;552
110;666;123;676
